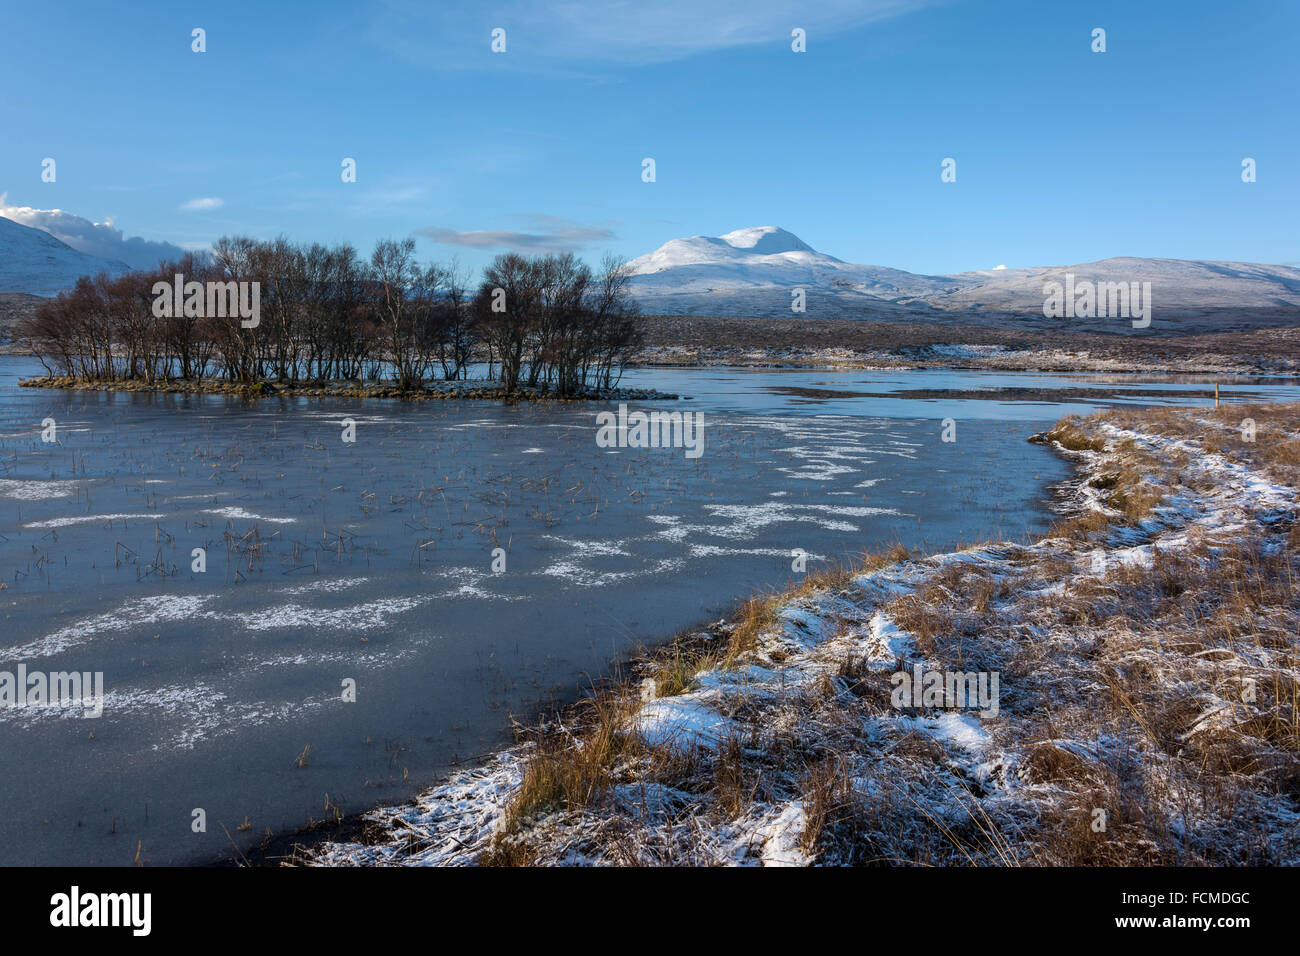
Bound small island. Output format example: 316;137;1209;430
14;236;663;403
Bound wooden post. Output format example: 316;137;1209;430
1215;383;1220;408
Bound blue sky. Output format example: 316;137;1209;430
2;0;1296;274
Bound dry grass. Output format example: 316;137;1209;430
860;542;912;572
712;736;759;819
653;645;720;699
725;594;780;663
884;592;951;656
1045;417;1107;452
798;756;853;855
484;690;634;856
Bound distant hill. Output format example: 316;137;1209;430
626;226;1300;332
0;215;130;296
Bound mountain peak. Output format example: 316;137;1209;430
625;226;833;278
717;226;815;255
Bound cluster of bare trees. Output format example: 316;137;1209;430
21;237;642;396
475;251;642;394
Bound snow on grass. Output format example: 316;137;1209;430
892;712;993;755
636;695;736;751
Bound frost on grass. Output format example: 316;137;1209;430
306;403;1300;867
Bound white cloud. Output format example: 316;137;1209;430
0;194;187;270
993;264;1007;270
179;197;224;212
370;0;937;68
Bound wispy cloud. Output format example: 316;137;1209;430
416;215;618;252
369;0;936;69
346;183;433;216
179;197;224;212
0;194;186;270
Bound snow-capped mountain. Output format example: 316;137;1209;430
0;215;131;296
937;256;1300;312
627;226;970;301
626;226;1300;326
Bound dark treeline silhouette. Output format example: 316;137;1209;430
20;236;642;396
